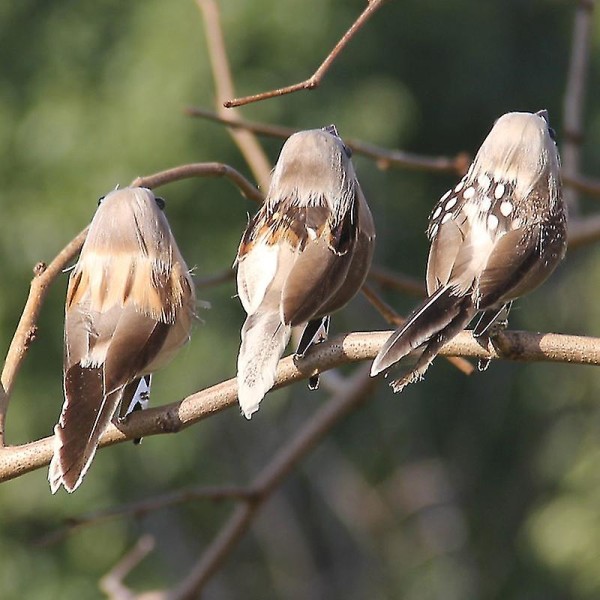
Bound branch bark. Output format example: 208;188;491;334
224;0;391;108
2;328;600;484
0;228;88;446
196;0;272;189
561;0;595;213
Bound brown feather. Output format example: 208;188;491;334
50;187;195;493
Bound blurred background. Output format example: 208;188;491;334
1;0;600;598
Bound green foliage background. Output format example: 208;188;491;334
1;0;600;598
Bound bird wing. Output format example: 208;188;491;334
315;188;376;316
281;200;359;325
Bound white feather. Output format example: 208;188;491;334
237;311;291;419
237;242;280;315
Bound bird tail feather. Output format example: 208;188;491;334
371;286;475;392
237;312;291;419
49;365;122;493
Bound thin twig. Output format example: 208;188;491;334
361;284;474;376
186;106;469;174
37;485;256;547
568;215;600;249
170;366;376;599
563;174;600;198
561;0;595;214
224;0;391;108
0;227;88;447
196;0;272;189
2;328;600;484
131;162;263;203
99;535;156;600
367;266;426;297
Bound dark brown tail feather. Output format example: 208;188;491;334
371;287;475;391
49;365;122;493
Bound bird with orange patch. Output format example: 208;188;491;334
49;187;196;493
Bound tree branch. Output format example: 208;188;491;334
37;485;257;547
0;227;88;447
170;366;376;599
131;162;263;203
561;0;595;213
196;0;272;189
186;106;469;174
224;0;391;108
2;328;600;484
99;535;156;600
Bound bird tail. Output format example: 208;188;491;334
371;286;475;392
237;311;291;419
49;365;122;493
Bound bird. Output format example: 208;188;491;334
371;110;567;391
49;186;196;493
236;125;376;418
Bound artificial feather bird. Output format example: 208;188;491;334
49;187;196;493
371;110;567;391
236;125;375;418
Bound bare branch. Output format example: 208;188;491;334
170;366;376;599
99;535;156;600
196;0;272;188
37;485;256;547
563;174;600;198
0;227;88;447
186;106;469;174
131;162;263;203
2;328;600;484
568;215;600;249
224;0;391;108
561;0;595;213
367;266;426;297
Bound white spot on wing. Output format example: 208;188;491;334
445;197;457;210
478;174;491;190
441;212;452;224
463;187;475;199
500;201;513;216
494;183;505;199
432;206;442;219
481;196;492;211
454;180;465;193
430;223;439;237
440;189;452;202
487;214;499;230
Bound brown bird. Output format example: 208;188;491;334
49;187;196;493
236;126;375;418
371;110;567;391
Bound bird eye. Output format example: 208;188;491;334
154;197;166;210
548;127;557;141
97;195;105;206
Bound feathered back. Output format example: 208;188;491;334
265;128;357;225
236;126;375;418
471;111;561;204
50;186;195;493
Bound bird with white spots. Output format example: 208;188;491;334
49;187;196;493
236;126;375;418
371;110;567;391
